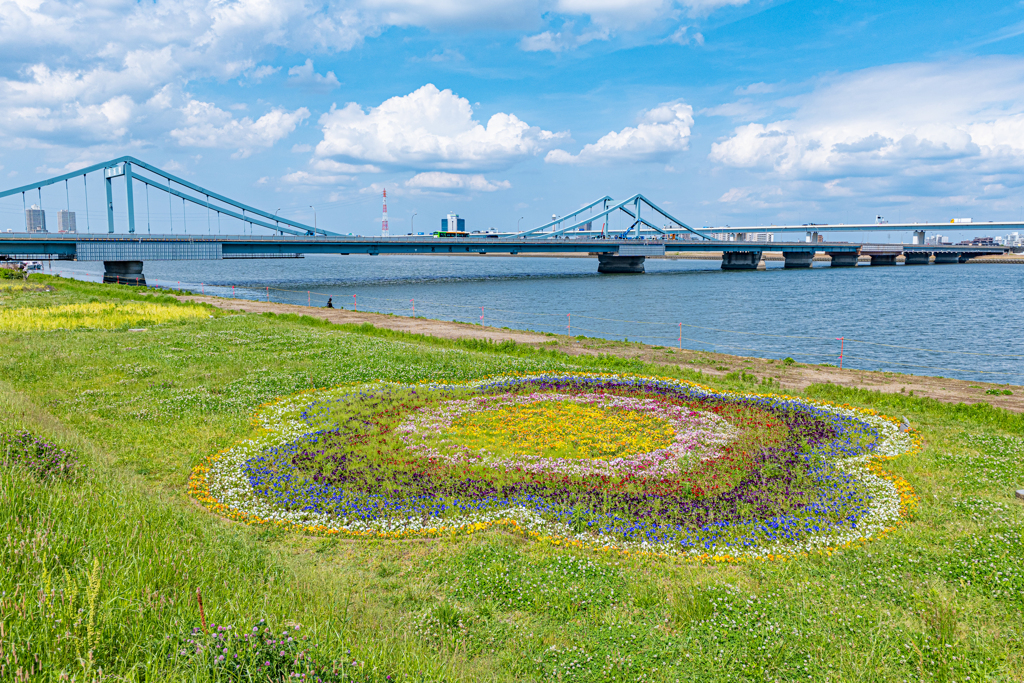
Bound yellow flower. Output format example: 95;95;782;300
444;400;674;460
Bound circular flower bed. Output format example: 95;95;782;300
190;373;919;561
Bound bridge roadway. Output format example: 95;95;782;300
695;221;1024;242
0;233;1008;285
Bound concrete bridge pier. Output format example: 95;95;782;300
597;253;645;273
783;251;814;268
869;253;899;266
903;251;932;265
721;251;762;270
826;251;859;267
933;252;961;264
103;260;146;286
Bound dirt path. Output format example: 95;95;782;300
178;294;1024;413
178;295;556;344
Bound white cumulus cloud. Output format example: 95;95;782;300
0;0;368;152
287;59;341;91
171;100;310;158
546;101;693;164
710;58;1024;190
311;158;382;173
315;83;565;171
405;171;511;192
0;0;747;156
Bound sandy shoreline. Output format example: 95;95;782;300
177;293;1023;413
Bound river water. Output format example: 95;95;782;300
52;254;1024;384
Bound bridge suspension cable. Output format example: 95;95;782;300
509;193;714;241
0;156;335;237
2;155;718;243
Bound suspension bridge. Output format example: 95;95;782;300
0;156;1012;285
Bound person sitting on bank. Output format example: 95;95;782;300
325;297;333;308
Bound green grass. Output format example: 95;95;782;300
804;382;1024;434
1;275;1023;682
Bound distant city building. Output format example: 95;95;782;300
25;205;46;233
708;232;775;242
57;209;76;233
441;212;466;232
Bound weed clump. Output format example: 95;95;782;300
1;429;79;480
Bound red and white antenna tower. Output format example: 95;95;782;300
381;188;389;237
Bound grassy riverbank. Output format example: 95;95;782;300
1;275;1022;682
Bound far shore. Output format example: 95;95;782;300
378;251;1024;264
177;292;1023;413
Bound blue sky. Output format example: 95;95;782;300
3;0;1024;237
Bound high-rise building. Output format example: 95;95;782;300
57;209;77;233
25;205;46;233
442;213;466;232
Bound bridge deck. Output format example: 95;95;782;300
0;234;1008;263
0;234;889;259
